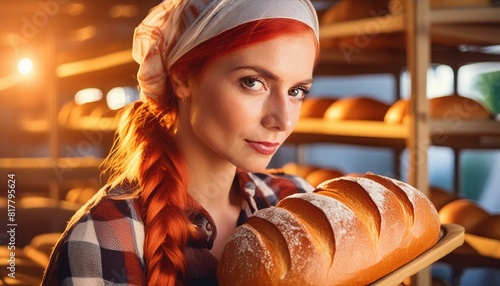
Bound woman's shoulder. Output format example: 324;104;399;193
62;186;144;247
43;185;146;285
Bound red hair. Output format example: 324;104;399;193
103;18;318;286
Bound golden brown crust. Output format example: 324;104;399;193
438;199;500;240
304;168;344;187
324;97;390;121
300;97;337;118
439;199;490;232
473;215;500;240
429;186;458;211
429;95;491;120
385;95;491;124
384;98;410;124
218;173;441;285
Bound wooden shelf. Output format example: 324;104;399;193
438;232;500;282
319;13;405;39
320;7;500;40
288;119;407;148
0;157;103;184
64;117;118;132
430;7;500;24
288;118;500;149
317;6;500;72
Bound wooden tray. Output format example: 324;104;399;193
371;224;465;286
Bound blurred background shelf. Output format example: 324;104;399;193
289;119;500;149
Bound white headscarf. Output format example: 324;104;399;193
132;0;319;102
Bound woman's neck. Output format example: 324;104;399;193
173;116;243;260
172;115;238;210
186;158;237;210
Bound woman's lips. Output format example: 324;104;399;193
245;140;280;155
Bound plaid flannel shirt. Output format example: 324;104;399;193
41;170;313;285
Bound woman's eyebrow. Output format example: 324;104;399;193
233;65;313;86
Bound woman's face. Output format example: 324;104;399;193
177;32;317;172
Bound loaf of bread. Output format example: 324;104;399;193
439;199;500;240
320;0;406;51
324;97;390;121
384;98;410;124
218;173;441;285
300;97;337;118
304;168;345;187
430;94;491;120
384;95;491;124
428;185;459;211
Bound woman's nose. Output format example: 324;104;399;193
261;91;293;131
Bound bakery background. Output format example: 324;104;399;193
0;0;499;285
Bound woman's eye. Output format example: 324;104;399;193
241;77;265;91
288;87;309;100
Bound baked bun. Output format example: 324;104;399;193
218;173;441;286
430;94;491;120
320;0;405;51
429;186;458;211
300;97;337;118
438;199;490;233
304;168;344;187
280;163;319;179
439;199;500;240
472;215;500;240
324;97;390;121
384;95;490;123
384;98;410;124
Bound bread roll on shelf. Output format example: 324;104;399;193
324;96;391;121
218;173;441;286
439;199;490;233
384;94;492;123
439;198;500;239
429;186;459;211
473;215;500;240
304;168;344;187
430;94;491;120
280;163;345;188
300;97;337;118
384;98;410;125
320;0;406;52
437;198;500;276
280;162;320;179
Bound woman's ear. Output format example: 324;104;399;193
170;70;190;100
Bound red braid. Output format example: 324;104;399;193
103;18;318;285
104;98;192;285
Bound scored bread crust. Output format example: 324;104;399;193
218;173;441;286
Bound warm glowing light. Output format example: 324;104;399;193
69;25;96;42
18;58;33;75
106;87;139;110
62;3;86;16
56;49;133;78
109;5;138;18
75;88;103;105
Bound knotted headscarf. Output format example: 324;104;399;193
132;0;319;102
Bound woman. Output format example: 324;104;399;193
42;0;320;285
